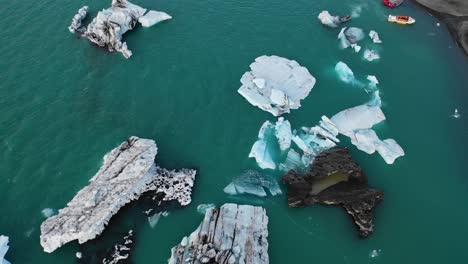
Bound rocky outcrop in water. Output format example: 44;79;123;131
413;0;468;56
40;136;196;253
169;204;269;264
282;147;383;237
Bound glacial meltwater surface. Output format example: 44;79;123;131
0;0;467;263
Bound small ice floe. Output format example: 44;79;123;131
338;27;365;49
369;30;382;43
76;251;83;259
363;49;380;61
68;6;89;33
138;10;172;27
0;235;10;264
367;75;379;89
41;208;55;218
452;108;461;118
351;43;362;53
148;212;162;228
197;204;216;214
436;23;440;27
318;11;341;28
335;61;356;84
223;170;282;197
238;55;316;116
370;249;382;258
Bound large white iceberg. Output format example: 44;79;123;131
318;11;340;28
238;55;316;116
138;10;172;27
331;105;386;136
0;236;10;264
223;170;282;197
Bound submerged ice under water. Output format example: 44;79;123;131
223;170;282;197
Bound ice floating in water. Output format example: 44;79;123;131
369;30;382;43
223;170;282;197
68;6;89;33
138;10;172;27
196;203;216;214
452;108;461;118
351;6;363;18
370;249;381;258
351;43;362;53
0;236;10;264
331;105;386;136
367;75;379;89
41;208;55;218
335;61;355;84
148;212;161;228
338;27;365;49
363;49;380;61
275;117;292;151
238;55;316;116
367;91;382;107
76;251;82;259
318;11;340;28
249;121;276;169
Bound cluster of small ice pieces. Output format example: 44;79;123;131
0;236;10;264
369;249;382;258
40;136;196;253
318;11;341;28
223;170;282;197
68;0;172;58
238;55;316;116
249;116;340;171
169;204;269;264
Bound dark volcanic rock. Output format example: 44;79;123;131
282;147;383;237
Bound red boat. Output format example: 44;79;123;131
383;0;404;8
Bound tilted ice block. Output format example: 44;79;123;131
0;236;10;264
275;117;292;151
375;139;405;164
335;61;355;84
238;55;316;116
369;30;382;43
223;170;282;197
331;105;386;136
138;10;172;27
363;49;380;61
319;116;340;140
318;11;340;28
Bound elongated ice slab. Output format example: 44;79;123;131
318;11;340;28
68;6;88;33
331;105;386;136
238;55;316;116
169;204;269;264
138;10;172;27
223;170;282;197
275;117;292;151
0;236;10;264
249;121;276;169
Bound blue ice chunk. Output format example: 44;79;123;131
223;170;282;197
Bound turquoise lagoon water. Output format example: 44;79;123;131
0;0;467;263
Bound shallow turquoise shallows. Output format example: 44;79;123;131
1;0;467;262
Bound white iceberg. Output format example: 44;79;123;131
0;236;10;264
68;6;89;33
196;203;216;214
335;61;355;84
331;105;386;136
138;10;172;27
238;55;316;116
369;30;382;43
249;121;276;170
367;75;379;89
338;27;365;49
318;11;340;28
351;43;362;53
363;49;380;61
274;117;292;151
223;170;282;197
351;130;404;164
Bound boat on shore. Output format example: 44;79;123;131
388;15;415;25
383;0;404;8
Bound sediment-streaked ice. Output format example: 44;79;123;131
238;55;316;116
369;30;382;43
68;6;89;33
318;11;340;28
363;49;380;61
138;10;172;27
223;170;282;197
0;236;10;264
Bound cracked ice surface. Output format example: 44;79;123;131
0;236;10;264
238;55;316;116
223;170;282;197
318;11;340;28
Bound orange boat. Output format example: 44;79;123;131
388;15;415;25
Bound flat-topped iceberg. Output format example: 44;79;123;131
40;136;196;253
68;6;88;33
69;0;172;58
238;55;316;116
169;204;269;264
0;236;10;264
223;170;282;197
331;105;386;136
138;10;172;27
318;11;340;28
